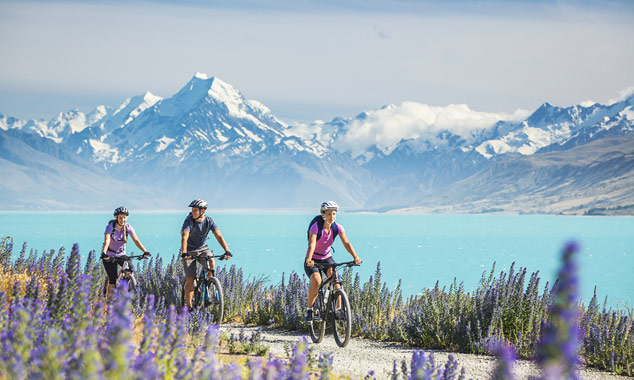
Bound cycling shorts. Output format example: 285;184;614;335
304;256;336;278
102;258;135;285
182;246;212;278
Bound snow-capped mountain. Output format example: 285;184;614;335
2;73;633;212
475;97;634;157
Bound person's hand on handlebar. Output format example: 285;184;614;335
222;251;232;260
181;252;191;259
353;256;362;265
143;251;151;259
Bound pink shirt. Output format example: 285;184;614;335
309;222;345;260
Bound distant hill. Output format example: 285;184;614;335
392;134;634;215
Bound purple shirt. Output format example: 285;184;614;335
104;222;136;256
309;222;345;260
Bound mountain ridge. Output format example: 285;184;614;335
1;73;633;213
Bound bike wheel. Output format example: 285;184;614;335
127;273;137;291
308;292;326;344
192;278;201;309
206;277;224;324
180;282;186;308
332;289;352;348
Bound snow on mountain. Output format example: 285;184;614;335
0;114;27;131
2;73;633;212
475;95;634;158
91;73;322;167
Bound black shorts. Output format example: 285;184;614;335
304;256;335;278
103;258;135;285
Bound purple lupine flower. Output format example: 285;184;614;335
440;354;460;380
490;340;515;380
289;337;311;380
247;358;264;380
537;241;581;380
410;350;435;380
318;352;334;380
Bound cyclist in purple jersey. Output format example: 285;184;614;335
181;199;232;310
101;206;150;299
304;201;362;323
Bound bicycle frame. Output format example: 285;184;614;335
181;250;226;324
102;254;147;295
308;261;358;347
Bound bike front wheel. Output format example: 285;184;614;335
332;288;352;348
205;277;224;324
308;292;326;344
116;272;136;292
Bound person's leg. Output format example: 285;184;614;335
103;259;119;300
308;272;322;308
182;254;197;308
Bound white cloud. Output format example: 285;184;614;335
334;101;529;157
607;86;634;105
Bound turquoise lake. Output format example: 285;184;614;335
1;212;632;307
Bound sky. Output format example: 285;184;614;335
1;0;633;125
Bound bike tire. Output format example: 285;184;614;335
332;288;352;348
127;273;137;291
308;292;327;344
206;277;224;324
192;278;201;309
180;281;186;308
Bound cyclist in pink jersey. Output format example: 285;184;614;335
101;206;150;299
304;201;362;323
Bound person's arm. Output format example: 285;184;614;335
102;233;111;257
338;229;362;265
181;230;189;255
130;233;149;256
212;230;231;258
305;232;317;267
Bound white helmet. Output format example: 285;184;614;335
188;199;208;209
320;201;339;212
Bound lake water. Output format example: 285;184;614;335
1;212;632;307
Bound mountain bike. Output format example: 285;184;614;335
180;250;227;324
101;254;149;294
308;261;359;348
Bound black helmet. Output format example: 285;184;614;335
114;206;129;216
188;199;208;209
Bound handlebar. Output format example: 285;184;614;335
180;252;231;261
102;253;150;261
313;261;360;270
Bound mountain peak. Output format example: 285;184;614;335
194;72;211;80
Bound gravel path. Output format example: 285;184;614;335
221;324;630;380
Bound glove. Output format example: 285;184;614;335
143;251;151;258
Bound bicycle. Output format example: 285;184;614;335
180;249;228;324
101;254;149;294
308;261;359;348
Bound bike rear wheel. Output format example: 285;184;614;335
308;292;327;343
332;288;352;347
205;277;224;324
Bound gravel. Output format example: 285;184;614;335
221;324;630;380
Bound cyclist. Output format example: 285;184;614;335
304;201;362;323
181;199;232;311
101;206;150;299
